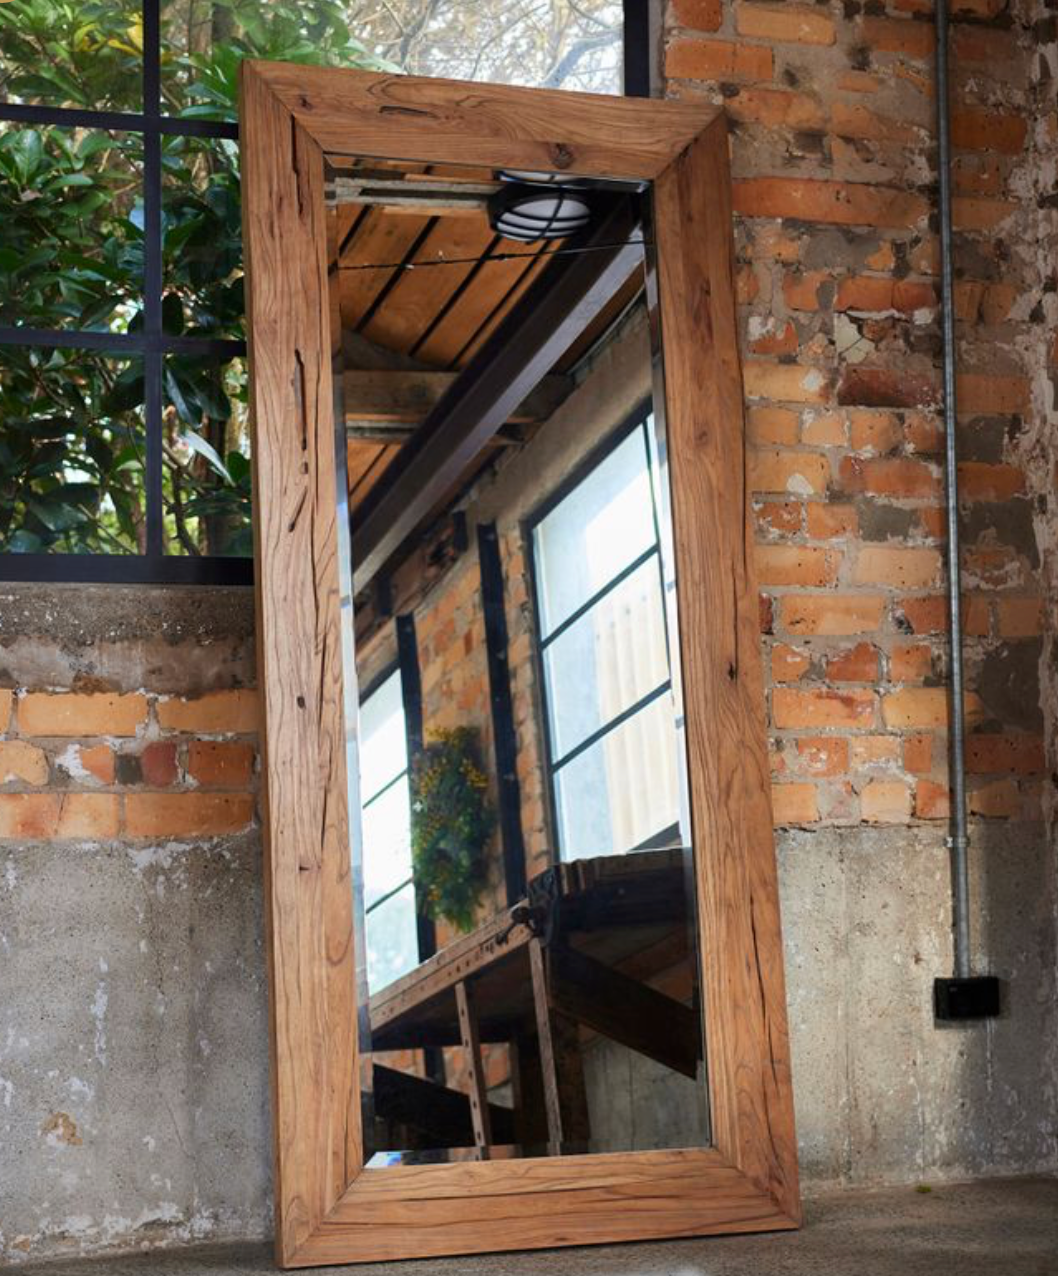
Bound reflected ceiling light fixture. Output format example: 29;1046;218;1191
488;171;593;243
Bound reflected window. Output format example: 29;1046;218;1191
360;668;418;989
530;416;680;862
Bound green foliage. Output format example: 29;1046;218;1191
0;0;394;557
410;728;494;933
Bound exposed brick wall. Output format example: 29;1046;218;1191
0;688;257;840
664;0;1056;829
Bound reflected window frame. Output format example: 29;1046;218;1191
525;401;680;863
0;0;648;585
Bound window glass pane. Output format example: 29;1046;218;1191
365;881;418;990
162;134;243;339
553;692;681;862
0;126;142;333
359;669;407;799
533;427;654;636
162;354;252;556
0;0;142;111
362;778;412;909
160;0;621;121
0;347;146;554
543;556;668;762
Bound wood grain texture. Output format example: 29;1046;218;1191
241;60;798;1267
248;60;719;183
241;64;360;1266
653;115;800;1220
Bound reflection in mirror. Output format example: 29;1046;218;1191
326;155;710;1165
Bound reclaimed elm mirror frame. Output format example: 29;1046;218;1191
240;59;799;1268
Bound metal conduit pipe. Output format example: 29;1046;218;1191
933;0;999;1021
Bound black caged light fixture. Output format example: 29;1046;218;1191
487;170;593;243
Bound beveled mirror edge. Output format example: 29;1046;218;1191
240;59;799;1268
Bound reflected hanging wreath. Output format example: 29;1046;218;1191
410;726;494;933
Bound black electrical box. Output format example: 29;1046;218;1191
933;976;1000;1021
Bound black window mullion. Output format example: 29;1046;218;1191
550;678;672;775
142;0;164;559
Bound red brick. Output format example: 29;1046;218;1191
57;794;120;839
861;778;912;823
124;792;254;838
670;0;721;30
18;692;147;738
838;456;941;499
851;734;902;769
956;462;1025;502
736;3;835;45
772;643;812;682
838;367;939;410
188;741;255;789
754;544;840;586
771;783;819;824
795;736;849;777
853;546;941;589
783;270;831;312
157;689;259;734
749;448;830;495
0;741;48;785
965;734;1045;776
897;595;991;637
749;318;799;357
902;732;934;774
773;687;876;728
951;108;1027;156
862;16;935;59
953;198;1018;233
826;642;879;682
801;413;846;446
743;361;829;404
890;644;933;682
0;793;59;838
968;779;1019;818
831;103;920;144
0;689;11;732
850;410;902;453
72;746;112;787
733;178;929;230
756;500;803;536
728;88;825;131
806;502;857;540
782;595;885;635
747;406;799;445
915;779;950;819
996;598;1041;638
883;688;984;729
139;741;178;788
665;37;773;81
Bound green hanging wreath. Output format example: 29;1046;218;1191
410;727;494;933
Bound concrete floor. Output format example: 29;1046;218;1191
12;1178;1058;1276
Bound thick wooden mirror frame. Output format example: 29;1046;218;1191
240;60;799;1268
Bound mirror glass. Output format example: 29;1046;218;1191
325;155;710;1164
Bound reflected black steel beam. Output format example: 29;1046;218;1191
349;197;643;594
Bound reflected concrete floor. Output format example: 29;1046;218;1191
16;1177;1058;1276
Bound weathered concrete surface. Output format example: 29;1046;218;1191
8;1178;1058;1276
3;813;1055;1264
0;833;271;1262
0;585;255;694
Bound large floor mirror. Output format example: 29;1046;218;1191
243;63;797;1266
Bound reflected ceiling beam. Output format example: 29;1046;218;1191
342;369;573;426
350;197;642;594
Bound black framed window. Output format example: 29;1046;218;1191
528;412;681;863
0;0;643;584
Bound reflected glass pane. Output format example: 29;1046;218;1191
366;882;419;990
0;348;146;554
543;556;669;761
360;670;407;798
554;692;681;861
161;0;621;120
534;427;655;636
0;126;141;333
162;354;252;557
362;780;412;909
0;0;142;111
162;134;244;339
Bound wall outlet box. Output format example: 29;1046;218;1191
933;976;1000;1021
